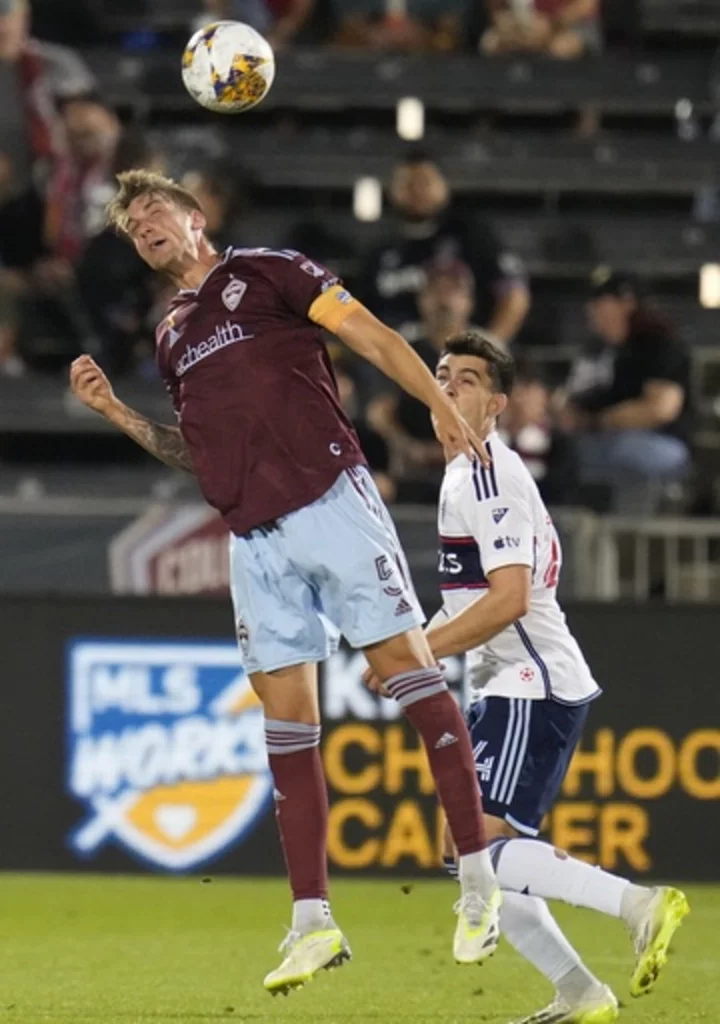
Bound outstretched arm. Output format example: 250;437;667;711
326;302;489;465
69;355;194;473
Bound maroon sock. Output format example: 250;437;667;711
265;719;328;901
384;669;487;856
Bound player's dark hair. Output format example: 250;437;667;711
442;331;515;394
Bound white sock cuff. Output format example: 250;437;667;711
292;897;331;933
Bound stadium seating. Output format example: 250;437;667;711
2;2;719;533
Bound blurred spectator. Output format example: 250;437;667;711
0;0;95;196
46;95;122;264
0;0;96;373
20;96;152;374
181;167;238;249
193;0;316;48
360;149;530;344
562;269;691;515
266;0;317;46
333;0;469;52
334;357;396;503
0;150;43;375
498;360;577;505
74;130;167;376
481;0;602;59
367;259;475;500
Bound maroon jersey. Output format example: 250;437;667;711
155;247;365;535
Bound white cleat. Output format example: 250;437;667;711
628;886;689;997
453;886;502;965
263;926;351;996
510;984;619;1024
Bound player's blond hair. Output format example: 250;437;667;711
107;170;203;236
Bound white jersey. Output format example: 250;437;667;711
437;434;600;704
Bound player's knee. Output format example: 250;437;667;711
250;664;320;724
363;626;435;680
484;813;519;842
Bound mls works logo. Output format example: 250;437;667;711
66;640;272;871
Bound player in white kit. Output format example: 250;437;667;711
425;333;689;1024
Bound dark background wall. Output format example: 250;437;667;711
0;596;717;880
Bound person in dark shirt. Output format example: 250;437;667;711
499;360;578;506
333;355;396;503
68;170;501;993
563;269;691;514
359;148;530;344
368;258;475;500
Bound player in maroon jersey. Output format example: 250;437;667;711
69;171;501;994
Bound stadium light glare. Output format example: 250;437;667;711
700;264;720;309
354;177;382;222
397;97;425;141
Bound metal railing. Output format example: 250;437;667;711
1;496;718;601
593;516;720;601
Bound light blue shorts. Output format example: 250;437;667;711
229;466;425;674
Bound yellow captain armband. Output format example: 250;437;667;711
308;284;362;333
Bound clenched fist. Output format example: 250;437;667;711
69;355;116;416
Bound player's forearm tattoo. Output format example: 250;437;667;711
115;407;194;472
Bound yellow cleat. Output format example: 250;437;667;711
453;886;502;965
511;984;619;1024
629;886;689;997
263;927;351;996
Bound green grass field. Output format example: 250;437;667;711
0;875;712;1024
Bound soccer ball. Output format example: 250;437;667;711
181;20;276;114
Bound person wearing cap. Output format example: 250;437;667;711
561;268;691;514
366;258;478;501
359;148;530;345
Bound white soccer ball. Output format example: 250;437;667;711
181;20;276;114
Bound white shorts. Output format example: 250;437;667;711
229;466;425;674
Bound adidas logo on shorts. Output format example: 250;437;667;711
395;597;413;616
